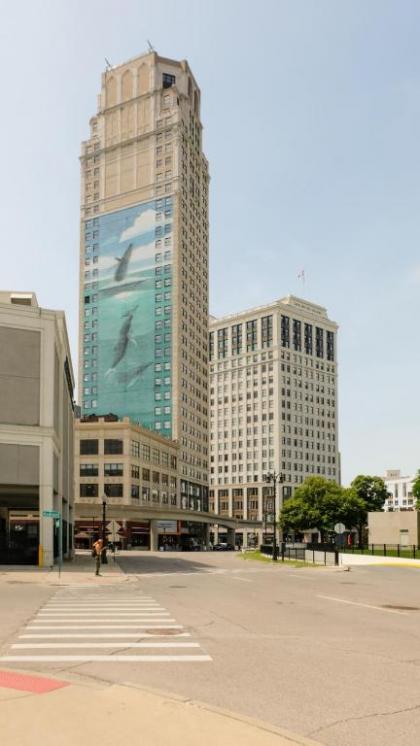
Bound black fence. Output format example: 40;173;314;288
260;543;339;566
340;543;420;559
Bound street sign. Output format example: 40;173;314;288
106;520;121;534
334;522;346;534
43;510;60;519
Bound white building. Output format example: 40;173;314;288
209;296;339;546
384;470;415;511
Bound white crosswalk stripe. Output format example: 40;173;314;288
0;590;212;665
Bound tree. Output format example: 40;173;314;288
350;475;387;546
280;476;363;542
413;470;420;509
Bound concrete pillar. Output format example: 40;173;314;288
203;523;210;547
39;440;55;567
227;527;235;547
150;519;158;551
242;531;248;548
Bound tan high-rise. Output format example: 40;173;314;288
79;52;209;511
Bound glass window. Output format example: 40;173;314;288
80;439;98;455
104;439;123;455
80;483;98;497
80;464;98;477
104;463;123;477
104;484;123;497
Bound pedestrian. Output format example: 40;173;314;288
92;538;103;576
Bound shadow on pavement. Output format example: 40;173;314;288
116;551;223;574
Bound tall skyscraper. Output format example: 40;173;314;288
79;52;209;510
209;296;339;546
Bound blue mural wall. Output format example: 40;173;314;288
82;197;173;435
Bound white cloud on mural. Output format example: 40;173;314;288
119;209;155;242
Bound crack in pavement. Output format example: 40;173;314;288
308;700;420;737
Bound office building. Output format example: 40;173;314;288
78;51;209;513
0;291;75;565
209;296;339;545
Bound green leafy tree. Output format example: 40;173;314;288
413;470;420;509
280;476;363;542
350;475;387;546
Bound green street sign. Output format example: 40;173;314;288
43;510;60;519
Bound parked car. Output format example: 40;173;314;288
181;538;201;551
213;542;234;551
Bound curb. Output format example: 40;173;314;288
113;680;323;746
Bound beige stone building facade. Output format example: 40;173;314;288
79;51;209;513
368;511;420;546
75;415;180;548
209;296;339;545
0;291;75;566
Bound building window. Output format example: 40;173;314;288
281;315;290;348
104;463;123;477
304;323;313;355
217;328;228;358
80;439;98;455
104;484;123;497
80;484;98;497
104;439;123;455
131;485;140;499
261;315;273;348
231;323;242;355
326;331;334;362
163;73;176;89
315;327;324;358
131;441;140;457
142;468;150;481
141;443;150;461
131;464;140;479
80;464;98;477
246;319;257;351
292;319;302;351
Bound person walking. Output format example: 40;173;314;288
92;538;103;576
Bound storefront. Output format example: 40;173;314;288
0;508;39;565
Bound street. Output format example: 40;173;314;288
1;551;420;745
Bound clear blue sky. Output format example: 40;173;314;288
1;0;419;484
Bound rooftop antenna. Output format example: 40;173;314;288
105;57;112;70
147;40;155;53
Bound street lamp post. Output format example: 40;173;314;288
102;495;108;564
263;471;285;561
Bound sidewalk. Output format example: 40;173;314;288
0;552;126;586
0;669;322;746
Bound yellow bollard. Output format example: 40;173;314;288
38;544;43;567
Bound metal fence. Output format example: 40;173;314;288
340;543;420;559
260;544;338;565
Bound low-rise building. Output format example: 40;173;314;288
384;469;415;511
368;511;420;546
75;414;181;549
0;291;75;566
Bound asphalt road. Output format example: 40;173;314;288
1;552;420;746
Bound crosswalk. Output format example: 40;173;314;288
0;589;212;665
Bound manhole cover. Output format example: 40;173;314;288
145;628;180;636
382;605;419;611
169;585;186;589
